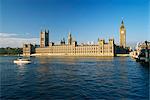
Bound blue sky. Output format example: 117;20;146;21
0;0;149;47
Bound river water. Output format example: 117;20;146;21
0;56;149;99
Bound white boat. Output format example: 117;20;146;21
14;58;31;64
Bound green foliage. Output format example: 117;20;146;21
0;47;23;55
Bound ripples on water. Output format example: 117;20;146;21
0;56;149;100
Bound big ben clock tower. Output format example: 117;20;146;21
120;20;126;48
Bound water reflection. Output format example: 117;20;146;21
0;56;149;99
16;63;27;73
37;66;50;73
15;64;27;81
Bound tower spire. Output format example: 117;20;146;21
121;17;124;24
68;31;71;36
41;27;43;33
121;20;124;24
68;31;72;45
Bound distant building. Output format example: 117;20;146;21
23;20;130;56
130;41;150;62
120;20;126;48
23;44;35;56
115;45;130;54
136;41;150;51
40;29;49;48
23;31;115;56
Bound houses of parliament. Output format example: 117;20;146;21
23;20;126;56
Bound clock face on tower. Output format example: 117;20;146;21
121;30;124;34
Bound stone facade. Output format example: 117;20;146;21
32;33;114;56
23;30;115;57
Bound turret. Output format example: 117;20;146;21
68;32;72;45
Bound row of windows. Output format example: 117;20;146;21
103;50;112;53
76;48;98;51
38;45;112;49
52;51;72;53
35;51;113;54
53;49;72;51
36;49;112;52
75;51;98;53
35;50;113;53
51;49;99;52
51;47;112;50
35;48;113;53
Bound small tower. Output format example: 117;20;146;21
40;29;49;47
60;37;65;45
68;32;72;45
98;39;105;54
109;38;115;56
23;44;35;56
120;20;126;48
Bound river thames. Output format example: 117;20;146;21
0;56;149;99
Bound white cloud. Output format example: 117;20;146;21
25;33;30;35
0;33;18;37
0;37;39;47
0;32;39;47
